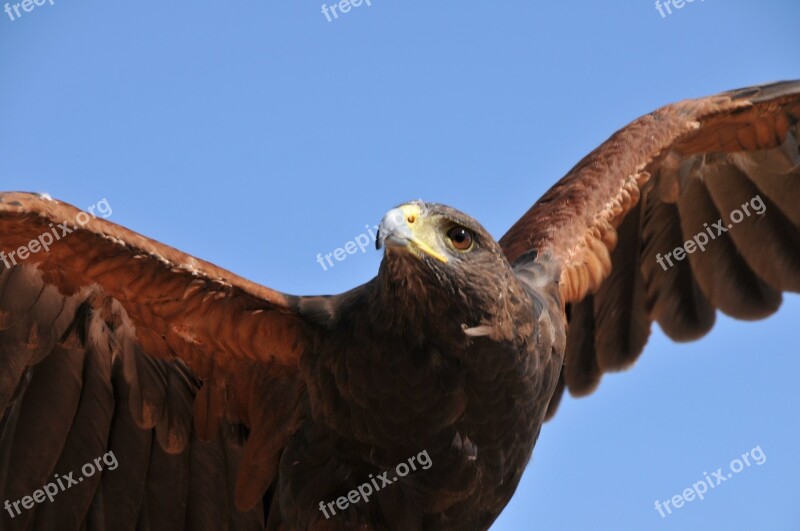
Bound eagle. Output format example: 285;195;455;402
0;81;798;530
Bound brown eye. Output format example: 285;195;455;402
447;226;474;251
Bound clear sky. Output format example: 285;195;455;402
2;1;799;529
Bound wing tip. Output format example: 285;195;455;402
723;79;800;103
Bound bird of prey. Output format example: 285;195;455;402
0;81;798;530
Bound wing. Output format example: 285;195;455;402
499;81;800;419
0;193;330;530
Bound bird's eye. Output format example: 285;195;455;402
447;226;474;251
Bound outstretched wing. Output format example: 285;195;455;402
0;193;329;530
500;81;800;418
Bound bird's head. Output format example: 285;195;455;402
376;200;503;267
375;200;517;327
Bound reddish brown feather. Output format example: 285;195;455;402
501;81;800;412
0;260;308;528
0;193;307;373
0;190;334;520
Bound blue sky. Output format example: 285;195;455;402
2;1;799;529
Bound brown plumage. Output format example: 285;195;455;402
0;80;798;530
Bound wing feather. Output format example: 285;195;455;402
0;194;332;528
501;80;800;418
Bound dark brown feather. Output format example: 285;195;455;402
675;174;780;319
592;201;650;372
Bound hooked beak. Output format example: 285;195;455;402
376;203;449;263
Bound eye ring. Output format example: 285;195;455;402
447;226;474;252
